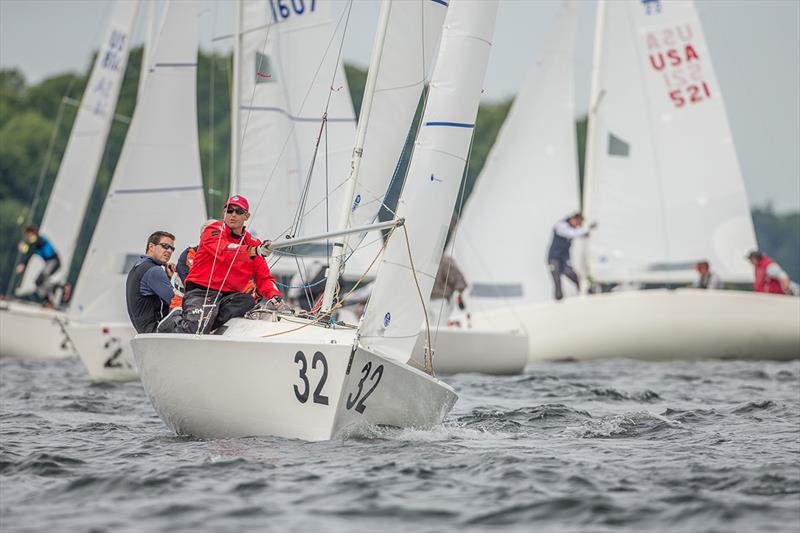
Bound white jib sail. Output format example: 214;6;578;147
21;0;140;290
236;0;359;278
359;0;499;364
341;0;448;274
452;0;579;312
69;0;207;324
583;0;756;285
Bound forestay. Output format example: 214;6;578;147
452;1;579;311
21;0;140;290
69;0;207;324
341;0;448;268
359;0;499;364
583;0;756;284
235;0;362;277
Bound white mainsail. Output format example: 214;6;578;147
235;0;359;277
21;0;140;289
69;0;207;324
583;0;756;284
452;0;579;311
359;0;499;364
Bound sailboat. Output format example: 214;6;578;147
63;0;207;381
0;1;140;360
132;0;498;441
414;1;582;375
469;0;800;361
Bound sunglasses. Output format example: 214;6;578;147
226;206;247;215
157;242;176;251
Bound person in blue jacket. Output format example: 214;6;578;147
15;225;61;304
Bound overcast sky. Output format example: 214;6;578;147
1;0;798;212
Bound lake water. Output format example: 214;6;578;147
1;356;798;532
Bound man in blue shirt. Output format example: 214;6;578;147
125;231;177;333
15;225;61;304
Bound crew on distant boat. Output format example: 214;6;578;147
747;251;793;295
429;254;467;325
158;195;284;334
125;231;178;333
15;225;61;304
546;213;595;300
692;260;723;290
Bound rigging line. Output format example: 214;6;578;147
254;1;356;276
234;5;278;195
325;114;330;260
289;114;327;237
205;0;349;307
432;128;476;348
208;0;219;215
286;0;353;238
401;224;435;376
197;222;227;335
293;254;315;311
246;0;355;229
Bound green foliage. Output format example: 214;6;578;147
0;60;797;294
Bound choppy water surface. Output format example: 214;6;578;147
1;356;799;532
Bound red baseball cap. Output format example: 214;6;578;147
225;195;249;212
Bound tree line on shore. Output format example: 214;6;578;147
0;48;797;293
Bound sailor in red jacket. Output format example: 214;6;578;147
747;250;792;295
159;195;283;334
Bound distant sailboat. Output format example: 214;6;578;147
0;0;140;360
416;1;582;375
132;0;498;441
64;0;207;381
470;0;799;361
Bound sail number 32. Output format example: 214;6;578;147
269;0;316;21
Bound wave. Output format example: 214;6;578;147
564;411;682;439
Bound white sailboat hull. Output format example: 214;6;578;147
132;317;457;441
414;327;528;375
0;301;74;359
64;321;138;382
472;289;800;362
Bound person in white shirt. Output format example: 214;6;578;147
546;213;596;300
692;260;723;290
